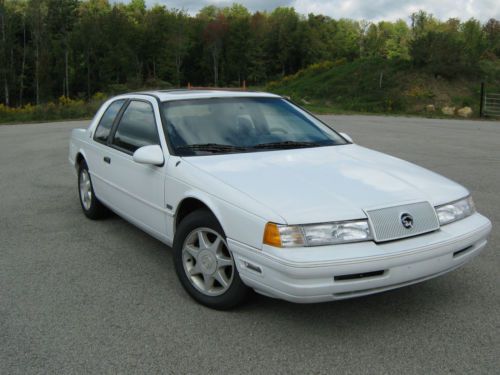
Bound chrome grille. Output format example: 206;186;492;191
366;202;439;242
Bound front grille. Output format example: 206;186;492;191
366;201;439;242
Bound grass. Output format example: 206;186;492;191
267;59;407;113
266;58;500;118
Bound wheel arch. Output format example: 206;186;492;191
174;195;227;238
74;149;89;170
75;152;85;168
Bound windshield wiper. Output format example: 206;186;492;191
252;141;324;149
176;143;249;154
177;141;328;154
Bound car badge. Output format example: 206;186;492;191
400;213;414;229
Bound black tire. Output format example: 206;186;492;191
77;160;108;220
173;209;249;310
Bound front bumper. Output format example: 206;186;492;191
228;213;492;303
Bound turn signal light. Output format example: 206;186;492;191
263;222;282;247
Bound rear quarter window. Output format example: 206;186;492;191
94;99;126;143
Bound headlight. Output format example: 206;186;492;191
435;196;475;226
263;220;373;248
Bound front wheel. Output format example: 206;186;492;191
173;209;248;309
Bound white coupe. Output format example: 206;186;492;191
69;90;492;309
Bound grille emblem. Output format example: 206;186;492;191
400;213;414;229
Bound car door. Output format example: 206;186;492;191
87;98;127;205
101;98;169;240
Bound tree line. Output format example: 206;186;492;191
0;0;499;107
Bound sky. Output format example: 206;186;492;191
138;0;500;22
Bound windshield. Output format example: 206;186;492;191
161;97;347;156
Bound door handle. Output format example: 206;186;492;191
103;156;111;164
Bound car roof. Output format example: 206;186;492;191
127;89;281;102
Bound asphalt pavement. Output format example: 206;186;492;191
1;115;499;374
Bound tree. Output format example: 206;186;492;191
46;0;79;98
0;0;11;105
72;0;110;97
483;18;500;57
223;4;251;85
27;0;49;104
168;9;190;86
246;11;268;83
461;18;486;67
299;14;336;67
331;19;361;60
266;7;301;76
363;20;411;60
99;4;136;87
385;20;411;60
411;29;467;77
410;10;439;38
0;2;497;107
199;7;228;86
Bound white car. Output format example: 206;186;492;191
69;90;492;309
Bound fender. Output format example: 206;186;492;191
174;190;228;237
172;189;269;250
75;148;89;167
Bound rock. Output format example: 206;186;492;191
301;98;311;105
457;106;473;118
441;106;455;116
426;104;435;112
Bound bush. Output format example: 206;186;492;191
0;96;106;124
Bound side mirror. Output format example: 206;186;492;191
340;132;353;143
133;145;164;166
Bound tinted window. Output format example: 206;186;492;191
161;97;346;156
112;101;159;153
94;99;126;143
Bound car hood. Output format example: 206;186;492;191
183;144;469;224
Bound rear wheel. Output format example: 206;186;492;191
78;160;108;219
173;209;248;309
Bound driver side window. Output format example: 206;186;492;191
111;100;160;154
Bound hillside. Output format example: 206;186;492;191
266;58;500;117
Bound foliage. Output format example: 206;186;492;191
0;95;104;123
268;58;408;113
267;57;500;116
0;1;499;118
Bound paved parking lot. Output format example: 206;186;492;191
1;115;499;374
